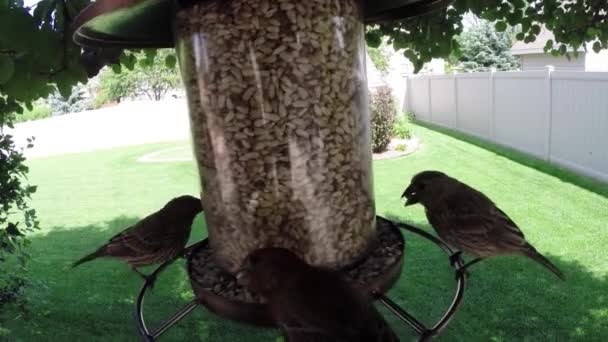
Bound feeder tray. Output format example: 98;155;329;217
185;216;405;326
72;0;455;48
135;216;467;341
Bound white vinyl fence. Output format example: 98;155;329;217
405;67;608;183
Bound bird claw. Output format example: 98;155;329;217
449;252;463;267
144;274;158;289
449;252;471;279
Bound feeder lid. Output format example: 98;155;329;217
73;0;454;48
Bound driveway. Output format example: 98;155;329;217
7;99;192;159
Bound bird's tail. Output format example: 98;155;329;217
524;248;565;281
72;248;105;268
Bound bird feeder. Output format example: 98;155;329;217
74;0;464;341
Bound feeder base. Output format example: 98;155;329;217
186;216;405;326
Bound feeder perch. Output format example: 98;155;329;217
73;0;462;341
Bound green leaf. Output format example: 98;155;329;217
25;101;33;111
124;54;137;70
483;8;498;21
365;30;382;48
544;40;554;51
33;29;62;69
507;11;523;26
499;2;510;14
0;54;15;84
524;34;536;43
2;65;34;101
54;71;74;98
119;52;130;68
54;0;65;28
111;63;122;74
138;59;150;68
0;9;37;53
165;54;177;69
559;44;567;55
33;0;55;26
520;19;531;33
494;21;507;32
512;0;525;9
516;32;525;41
593;41;602;53
531;24;541;35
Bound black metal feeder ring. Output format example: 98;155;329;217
134;241;205;341
134;219;467;341
374;220;467;341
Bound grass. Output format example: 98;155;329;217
1;124;607;341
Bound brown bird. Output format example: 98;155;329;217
72;195;202;284
236;247;399;342
401;170;564;280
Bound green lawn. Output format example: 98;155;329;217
1;124;607;341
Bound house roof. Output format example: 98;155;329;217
511;28;584;55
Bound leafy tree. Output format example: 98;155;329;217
366;0;608;72
97;49;181;103
0;0;94;305
127;49;181;101
450;19;519;72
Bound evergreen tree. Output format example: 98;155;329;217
452;20;519;72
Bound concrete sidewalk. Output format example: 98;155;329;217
7;99;192;159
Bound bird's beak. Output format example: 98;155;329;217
400;187;409;199
404;197;416;206
401;185;417;206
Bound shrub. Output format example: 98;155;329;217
395;143;408;152
370;85;396;153
393;115;412;139
13;102;52;123
92;91;111;109
0;133;39;308
47;85;92;115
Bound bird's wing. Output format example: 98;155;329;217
490;206;526;240
445;188;524;236
104;213;171;257
434;200;528;256
424;184;527;257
